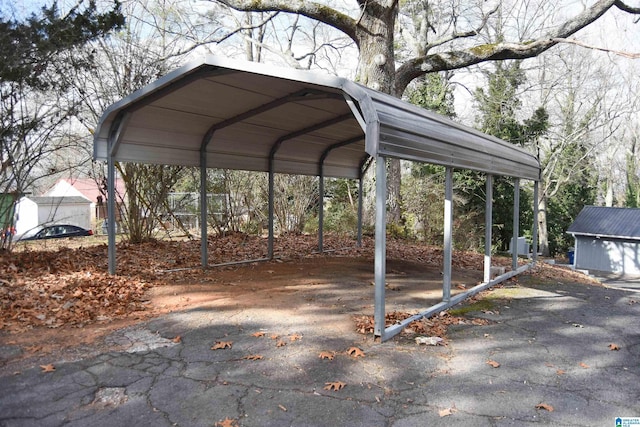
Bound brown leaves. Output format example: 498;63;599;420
215;417;238;427
318;351;335;360
609;343;620;351
535;403;554;412
354;310;482;339
251;331;265;337
211;341;233;350
243;354;264;361
347;347;365;358
289;333;303;342
323;381;346;391
579;362;590;369
40;364;55;373
486;359;500;368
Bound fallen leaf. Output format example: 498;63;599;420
556;369;566;375
289;333;303;342
269;334;279;340
278;404;287;412
211;341;233;350
40;364;55;373
439;407;457;417
215;417;238;427
324;381;346;391
251;331;265;337
244;354;263;360
486;359;500;368
172;335;181;343
535;403;554;412
609;343;620;351
347;347;365;358
319;351;335;360
276;340;286;347
579;362;589;369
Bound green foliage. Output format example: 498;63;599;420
470;61;547;251
625;140;639;208
405;73;457;118
545;145;597;255
0;1;124;250
0;1;124;89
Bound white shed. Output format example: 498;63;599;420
15;196;93;237
567;206;640;276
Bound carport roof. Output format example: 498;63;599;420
94;55;540;181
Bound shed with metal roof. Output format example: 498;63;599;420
567;206;640;275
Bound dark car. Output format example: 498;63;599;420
19;224;93;241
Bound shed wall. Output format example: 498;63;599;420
575;236;640;275
37;202;92;231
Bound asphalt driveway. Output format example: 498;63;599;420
1;270;639;426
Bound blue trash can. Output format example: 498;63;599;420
567;250;575;265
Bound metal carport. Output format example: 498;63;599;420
94;55;540;341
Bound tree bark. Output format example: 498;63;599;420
537;190;550;257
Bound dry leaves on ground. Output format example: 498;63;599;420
243;354;264;361
347;347;365;357
486;359;501;368
319;351;335;360
354;310;483;339
324;381;346;391
609;343;620;350
40;364;55;373
1;233;595;334
215;417;238;427
535;403;554;412
211;341;233;350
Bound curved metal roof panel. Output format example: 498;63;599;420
94;55;540;181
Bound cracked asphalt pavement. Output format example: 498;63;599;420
1;274;639;426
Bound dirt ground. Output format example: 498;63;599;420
0;233;592;370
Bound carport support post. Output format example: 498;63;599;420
107;154;116;275
357;175;363;247
443;167;453;302
512;178;520;270
318;170;324;253
374;156;387;338
484;175;493;283
199;149;208;268
268;168;274;259
532;181;539;263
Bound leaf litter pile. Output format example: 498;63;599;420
0;233;587;335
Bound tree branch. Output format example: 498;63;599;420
395;0;620;94
213;0;359;44
615;0;640;14
553;37;640;59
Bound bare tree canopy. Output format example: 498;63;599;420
212;0;640;95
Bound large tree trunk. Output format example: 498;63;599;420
353;2;403;224
537;191;550;257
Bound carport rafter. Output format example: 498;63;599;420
96;56;541;342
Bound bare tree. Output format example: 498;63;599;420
209;0;640;223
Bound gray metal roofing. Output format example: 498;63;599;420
94;56;540;181
567;206;640;240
